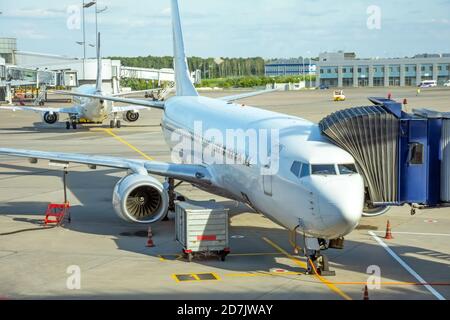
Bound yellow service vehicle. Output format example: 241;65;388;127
333;90;346;101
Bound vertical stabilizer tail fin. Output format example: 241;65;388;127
171;0;198;96
96;32;102;93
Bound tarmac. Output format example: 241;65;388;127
0;87;449;300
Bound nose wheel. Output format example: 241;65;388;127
66;120;78;130
110;119;121;128
306;251;336;277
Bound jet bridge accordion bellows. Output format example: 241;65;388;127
319;105;400;204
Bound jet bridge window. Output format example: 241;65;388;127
408;142;424;165
311;164;336;176
338;164;358;175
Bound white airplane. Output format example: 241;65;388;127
0;33;151;130
0;0;366;274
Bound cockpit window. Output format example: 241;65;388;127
338;164;358;175
300;163;310;178
291;161;310;178
290;161;301;177
311;164;336;175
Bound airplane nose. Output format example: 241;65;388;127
311;176;364;238
320;198;363;236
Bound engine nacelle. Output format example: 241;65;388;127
112;174;169;224
43;111;59;124
362;205;391;217
123;111;140;122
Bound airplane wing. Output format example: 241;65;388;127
218;88;280;102
0;148;212;187
55;91;165;110
111;89;159;97
110;105;151;113
0;106;79;114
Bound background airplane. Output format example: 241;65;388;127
0;0;365;275
0;33;153;129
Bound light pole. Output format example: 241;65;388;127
95;3;108;42
82;1;96;80
300;56;304;87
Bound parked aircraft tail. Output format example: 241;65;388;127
171;0;198;97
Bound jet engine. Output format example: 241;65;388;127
43;112;59;124
123;111;140;122
362;205;391;217
112;174;169;223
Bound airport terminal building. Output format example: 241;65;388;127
265;58;317;77
316;51;450;88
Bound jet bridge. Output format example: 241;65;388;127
319;98;450;211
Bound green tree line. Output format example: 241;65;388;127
109;55;266;78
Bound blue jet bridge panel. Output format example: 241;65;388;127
319;97;449;208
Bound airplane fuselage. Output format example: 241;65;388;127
71;85;112;122
162;96;365;239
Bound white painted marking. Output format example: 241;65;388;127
231;235;245;239
368;231;446;301
373;231;450;237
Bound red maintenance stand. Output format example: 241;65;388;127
44;167;71;225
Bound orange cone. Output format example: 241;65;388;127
146;226;155;247
385;220;393;240
363;285;369;300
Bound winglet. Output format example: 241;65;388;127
171;0;198;97
96;32;102;93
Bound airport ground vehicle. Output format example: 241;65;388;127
333;90;346;101
419;80;437;88
175;201;230;262
444;80;450;87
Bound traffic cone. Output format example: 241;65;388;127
146;226;155;247
385;220;393;240
363;285;369;300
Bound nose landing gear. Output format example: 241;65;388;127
304;238;337;277
66;117;79;130
109;113;121;128
307;251;336;277
110;119;121;128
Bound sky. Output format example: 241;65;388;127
0;0;449;59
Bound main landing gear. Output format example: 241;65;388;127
162;178;184;221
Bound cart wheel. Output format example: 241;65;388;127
219;251;227;262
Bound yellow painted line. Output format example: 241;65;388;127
228;252;281;257
225;271;302;278
158;252;280;259
192;274;201;281
210;272;221;281
262;237;352;301
97;128;154;160
171;274;181;283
